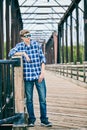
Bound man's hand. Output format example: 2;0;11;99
38;72;44;83
23;52;30;62
14;52;30;62
38;63;45;83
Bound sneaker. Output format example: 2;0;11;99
27;121;35;127
41;120;52;127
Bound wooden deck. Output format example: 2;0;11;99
2;70;87;130
30;70;87;130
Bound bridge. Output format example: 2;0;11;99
0;0;87;130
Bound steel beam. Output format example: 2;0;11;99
6;0;10;59
11;0;16;48
0;0;4;59
61;24;64;63
57;25;61;63
70;13;73;62
59;0;81;26
20;5;69;8
76;3;80;62
23;22;58;24
84;0;87;61
22;18;60;20
66;19;68;63
21;12;64;15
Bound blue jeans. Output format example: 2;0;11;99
24;79;48;122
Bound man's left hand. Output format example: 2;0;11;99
38;73;44;83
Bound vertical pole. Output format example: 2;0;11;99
84;0;87;61
62;24;64;63
57;25;61;63
76;3;80;62
70;13;73;62
0;0;4;59
66;19;68;63
0;65;2;118
11;0;16;48
53;31;58;64
6;0;10;59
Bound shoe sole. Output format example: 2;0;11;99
41;123;52;127
27;125;34;127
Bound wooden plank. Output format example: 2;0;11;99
13;56;25;113
30;70;87;129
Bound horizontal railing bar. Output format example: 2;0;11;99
0;60;18;64
46;64;87;84
0;58;20;67
0;114;21;125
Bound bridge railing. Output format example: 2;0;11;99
0;59;20;119
0;56;25;125
46;63;87;85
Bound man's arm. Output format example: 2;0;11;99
14;52;30;62
41;63;45;75
8;43;30;62
38;63;45;83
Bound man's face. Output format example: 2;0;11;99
22;33;31;42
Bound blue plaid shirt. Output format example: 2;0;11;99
8;40;46;81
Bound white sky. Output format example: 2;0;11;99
3;0;84;44
18;0;71;43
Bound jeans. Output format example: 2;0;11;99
24;79;48;122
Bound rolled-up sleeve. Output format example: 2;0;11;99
8;44;19;58
39;45;46;64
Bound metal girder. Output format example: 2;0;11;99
84;0;87;61
23;22;58;24
28;30;55;31
22;18;60;20
59;0;81;25
19;5;69;8
21;12;64;14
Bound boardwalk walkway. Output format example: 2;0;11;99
28;70;87;130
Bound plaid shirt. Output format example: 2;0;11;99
8;40;46;81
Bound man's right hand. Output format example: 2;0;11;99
14;52;30;62
23;52;30;62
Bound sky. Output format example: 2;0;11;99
3;0;84;44
18;0;71;43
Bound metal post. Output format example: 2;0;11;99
57;25;61;63
62;24;64;63
6;0;10;59
0;65;2;118
84;0;87;61
76;3;80;62
11;0;16;48
0;0;4;59
70;13;73;62
66;19;68;63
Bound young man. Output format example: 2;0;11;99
8;29;52;127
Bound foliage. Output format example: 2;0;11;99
61;44;84;64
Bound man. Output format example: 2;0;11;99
8;29;52;127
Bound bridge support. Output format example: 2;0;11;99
0;0;4;59
84;0;87;61
13;56;27;126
